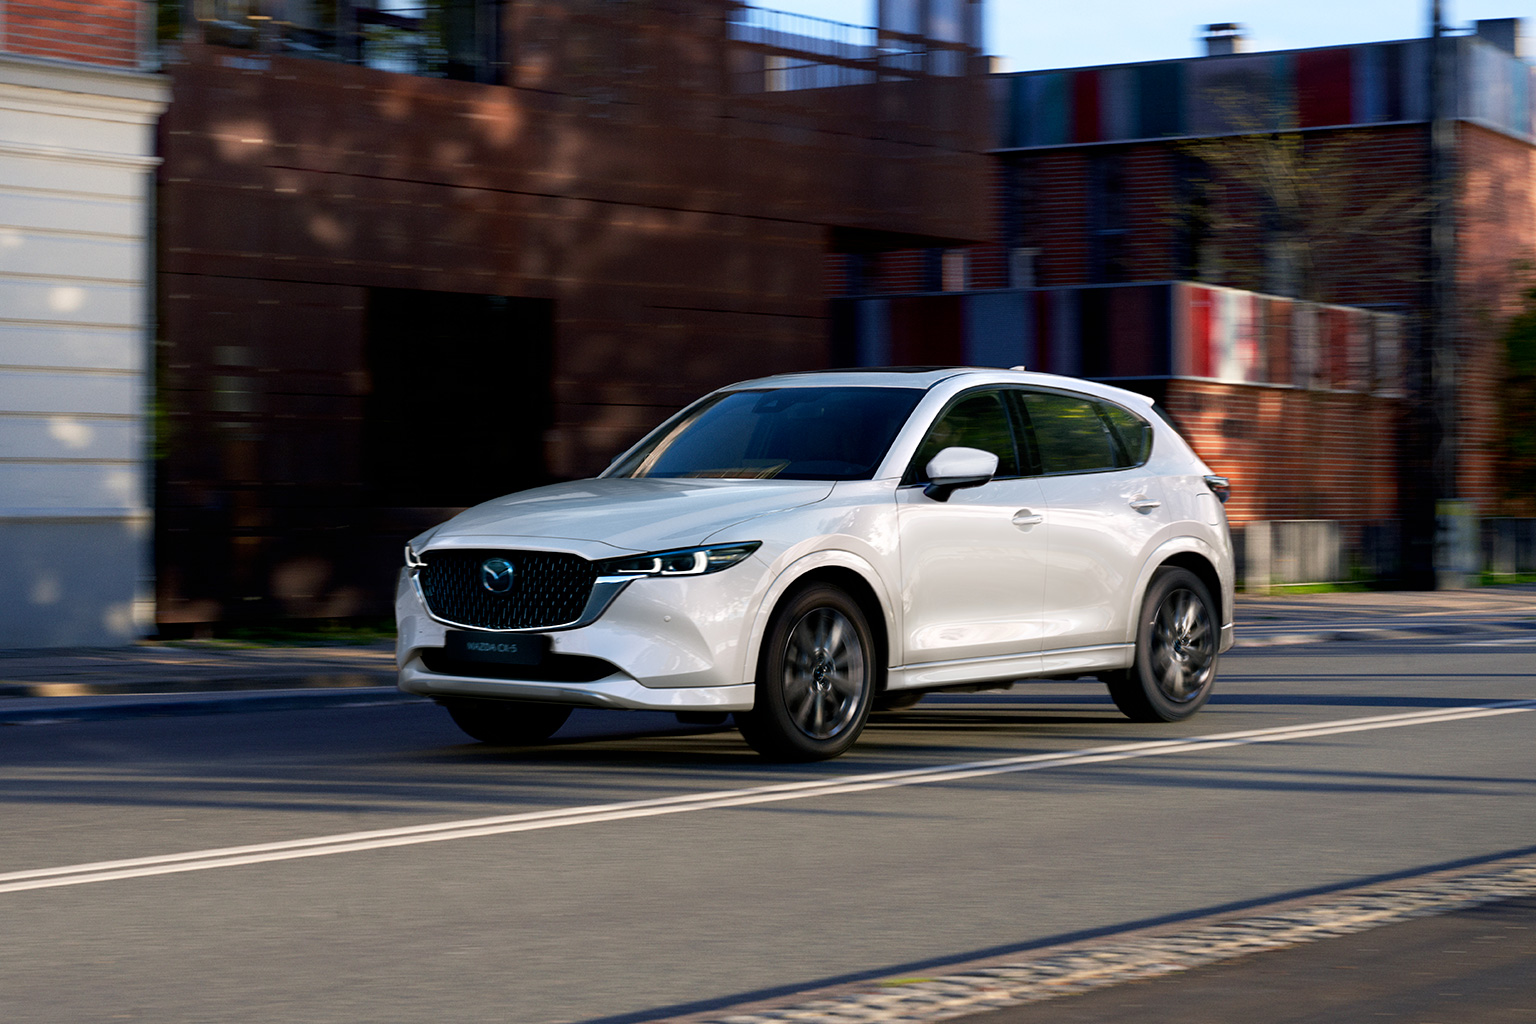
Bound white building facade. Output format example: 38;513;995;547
0;51;168;647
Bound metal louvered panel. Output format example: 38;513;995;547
417;550;597;630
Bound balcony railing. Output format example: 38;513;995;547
159;0;975;92
727;2;974;93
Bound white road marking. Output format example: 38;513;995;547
3;701;1532;896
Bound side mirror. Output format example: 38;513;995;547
923;446;998;502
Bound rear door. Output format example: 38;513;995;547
1016;389;1167;652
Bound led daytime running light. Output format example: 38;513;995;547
603;542;761;578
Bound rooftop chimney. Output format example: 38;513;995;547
1474;18;1524;57
1203;23;1246;56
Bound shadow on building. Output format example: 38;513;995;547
153;0;991;628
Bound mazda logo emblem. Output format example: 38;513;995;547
481;557;516;594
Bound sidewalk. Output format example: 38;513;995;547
0;640;408;724
1235;582;1536;643
2;585;1534;722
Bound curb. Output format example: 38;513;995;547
0;671;397;699
1233;623;1495;647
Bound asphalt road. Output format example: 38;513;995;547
1;635;1533;1024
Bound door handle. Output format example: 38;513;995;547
1012;510;1044;527
1129;498;1162;512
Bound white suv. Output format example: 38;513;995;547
396;368;1235;760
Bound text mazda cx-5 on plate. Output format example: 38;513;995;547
396;367;1235;760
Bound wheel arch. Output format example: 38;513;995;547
1154;550;1225;625
745;557;893;692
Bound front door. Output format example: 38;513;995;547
896;389;1048;667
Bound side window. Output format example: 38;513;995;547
1099;401;1154;466
909;391;1020;483
1020;391;1119;474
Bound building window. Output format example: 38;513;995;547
1174;152;1215;282
941;248;968;291
174;0;503;84
1088;152;1128;284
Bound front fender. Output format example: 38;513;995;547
741;549;898;683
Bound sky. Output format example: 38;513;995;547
762;1;1534;71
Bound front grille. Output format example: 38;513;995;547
417;549;597;630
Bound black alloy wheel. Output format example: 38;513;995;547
1107;567;1219;722
737;583;877;761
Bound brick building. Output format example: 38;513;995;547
835;19;1536;582
0;1;169;645
150;0;991;627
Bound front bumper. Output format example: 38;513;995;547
395;558;766;711
397;657;756;711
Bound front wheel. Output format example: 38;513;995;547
442;698;572;745
737;584;877;761
1106;567;1219;722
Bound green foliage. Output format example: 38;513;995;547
1501;286;1536;510
1252;582;1374;594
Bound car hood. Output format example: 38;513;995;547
417;477;834;555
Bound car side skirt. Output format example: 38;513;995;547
886;643;1133;691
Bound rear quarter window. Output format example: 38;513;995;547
1099;401;1153;466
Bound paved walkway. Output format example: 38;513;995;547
2;585;1534;722
656;859;1536;1024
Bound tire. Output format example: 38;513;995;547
442;698;572;745
1107;567;1219;722
737;583;877;761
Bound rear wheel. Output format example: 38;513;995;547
442;698;572;745
1107;567;1219;722
737;584;876;761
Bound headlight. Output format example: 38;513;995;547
404;544;427;568
599;542;761;578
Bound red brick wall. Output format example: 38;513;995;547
1456;123;1536;513
1018;148;1092;285
1310;127;1427;310
1160;380;1402;525
1;0;142;67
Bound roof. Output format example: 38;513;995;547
719;366;1160;410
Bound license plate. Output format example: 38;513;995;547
444;631;549;667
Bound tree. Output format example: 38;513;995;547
1499;284;1536;512
1173;99;1430;305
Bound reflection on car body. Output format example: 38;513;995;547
396;367;1236;760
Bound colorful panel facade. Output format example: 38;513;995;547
835;282;1405;395
997;36;1530;149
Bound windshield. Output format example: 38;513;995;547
608;386;925;481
